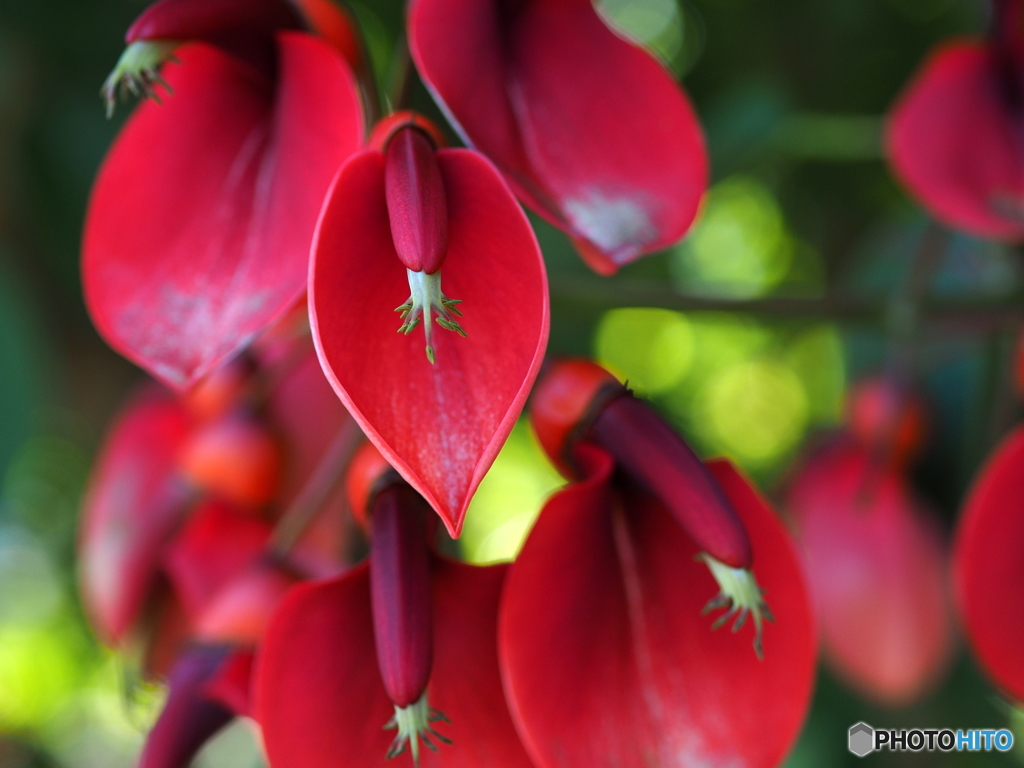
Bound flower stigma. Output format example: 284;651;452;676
101;39;181;118
384;692;451;764
699;554;775;660
395;269;466;365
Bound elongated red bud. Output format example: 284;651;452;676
126;0;299;45
385;126;449;275
589;395;753;569
139;646;234;768
370;484;434;709
530;359;752;569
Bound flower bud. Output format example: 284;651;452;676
138;646;235;768
178;414;281;508
369;484;434;709
530;358;752;569
385;126;449;275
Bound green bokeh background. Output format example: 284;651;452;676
0;0;1022;766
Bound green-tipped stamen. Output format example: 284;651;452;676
395;269;466;364
384;692;451;764
699;554;775;659
101;40;181;118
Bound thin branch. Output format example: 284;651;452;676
268;420;363;559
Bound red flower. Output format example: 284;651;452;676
786;439;954;706
83;0;364;389
887;0;1024;239
78;344;354;645
407;0;708;274
310;114;549;538
954;424;1024;702
498;360;816;767
256;442;534;766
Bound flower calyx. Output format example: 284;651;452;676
385;691;452;764
101;39;180;118
699;554;774;660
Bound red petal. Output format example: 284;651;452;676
256;559;533;767
79;386;193;644
203;650;256;718
500;445;815;768
887;40;1024;240
954;424;1024;702
787;441;954;705
84;33;363;390
193;564;296;645
162;500;272;626
409;0;707;273
310;148;548;536
139;645;235;768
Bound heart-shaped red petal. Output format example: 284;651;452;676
310;148;548;537
499;445;816;768
84;32;362;389
409;0;707;273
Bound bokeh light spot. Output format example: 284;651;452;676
673;176;793;298
595;308;694;396
693;359;808;465
461;421;564;564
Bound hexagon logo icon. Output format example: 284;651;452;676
848;722;875;757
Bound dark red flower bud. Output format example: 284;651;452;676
530;359;752;569
370;485;434;711
385;127;449;275
590;394;753;570
139;646;235;768
126;0;300;47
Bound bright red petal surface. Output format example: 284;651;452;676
256;559;533;768
79;386;193;644
887;40;1024;240
310;148;548;537
499;445;815;768
954;424;1024;703
787;441;954;706
84;33;362;390
409;0;707;273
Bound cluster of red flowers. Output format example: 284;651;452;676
884;0;1024;712
80;0;816;766
77;0;1024;765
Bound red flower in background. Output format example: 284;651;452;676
310;113;549;538
78;341;359;767
785;377;954;706
497;360;816;768
887;0;1024;239
256;443;533;767
954;424;1024;703
408;0;708;274
83;0;364;389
